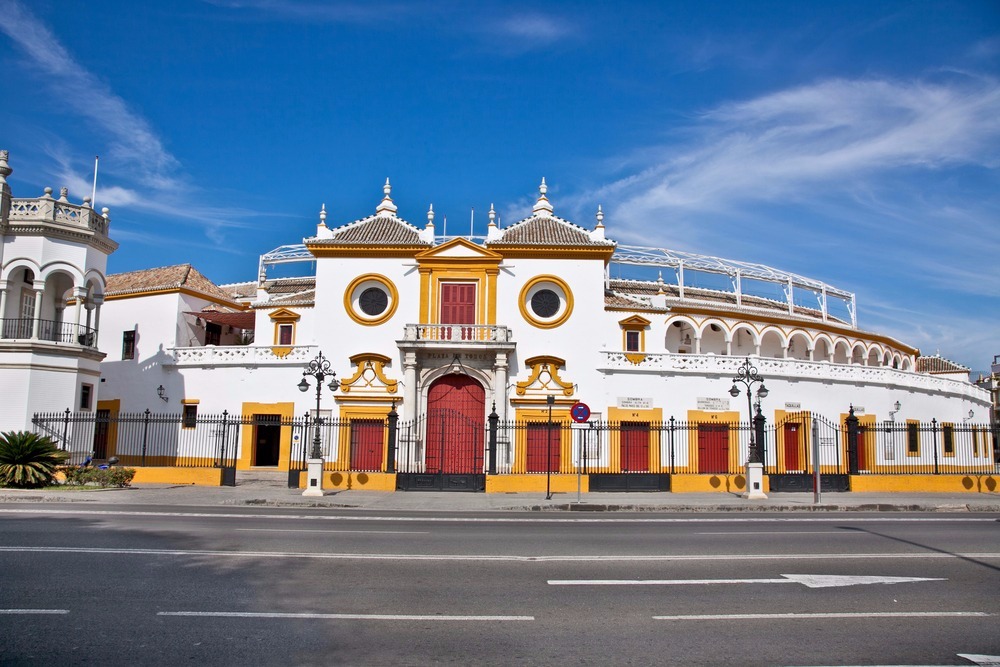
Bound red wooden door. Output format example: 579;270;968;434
855;426;868;471
440;283;476;324
350;419;384;471
620;422;650;472
783;422;801;471
425;375;485;474
697;424;729;473
526;422;560;472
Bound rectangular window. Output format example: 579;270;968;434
625;330;641;352
972;428;979;457
943;424;955;456
278;323;293;345
205;322;221;346
122;329;136;360
182;404;198;429
906;422;920;456
80;384;92;411
440;283;477;325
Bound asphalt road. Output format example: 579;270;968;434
1;504;999;666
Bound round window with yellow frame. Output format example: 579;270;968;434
344;274;399;326
519;275;573;328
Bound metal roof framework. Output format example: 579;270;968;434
259;241;857;327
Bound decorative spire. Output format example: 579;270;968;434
488;203;497;228
595;204;604;229
532;177;553;216
375;178;397;217
0;150;11;184
426;203;435;228
656;270;665;295
59;187;69;202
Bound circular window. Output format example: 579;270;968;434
519;275;573;329
530;289;560;318
344;274;399;326
359;287;388;316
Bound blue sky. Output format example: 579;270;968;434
1;0;998;371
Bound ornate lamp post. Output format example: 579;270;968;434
729;357;769;498
297;351;338;495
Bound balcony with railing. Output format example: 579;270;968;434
8;190;111;237
398;323;515;351
168;344;318;366
599;351;988;400
0;318;98;347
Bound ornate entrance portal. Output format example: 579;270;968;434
398;374;487;491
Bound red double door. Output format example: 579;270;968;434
425;375;485;474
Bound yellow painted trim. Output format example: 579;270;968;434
607;406;663;473
343;274;400;326
181;398;200;405
319;471;397;491
414;238;503;326
620;316;648;354
268;308;301;322
334;405;393;471
305;244;427;258
132;467;225;485
339;352;399;394
623;353;647;364
95;399;120;460
515;355;575;396
239;402;296;470
686;410;740;474
670;473;751;493
774;410;813;473
840;412;877;470
103;287;243;311
486;474;589;493
618;315;652;327
511;407;572;474
849;474;1000;493
492;246;616;261
518;274;574;329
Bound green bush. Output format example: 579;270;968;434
0;431;70;488
61;465;136;488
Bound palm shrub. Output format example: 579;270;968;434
0;431;70;488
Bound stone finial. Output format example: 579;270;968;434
376;177;397;216
488;203;497;228
426;203;435;228
0;150;11;183
319;203;327;227
532;177;553;216
102;207;110;218
43;187;53;198
83;196;92;208
59;187;69;202
595;204;604;228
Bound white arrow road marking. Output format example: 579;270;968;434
548;574;946;588
652;611;993;621
958;655;1000;667
158;611;533;621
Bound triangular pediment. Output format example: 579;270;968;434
618;315;652;327
267;307;301;322
415;237;504;263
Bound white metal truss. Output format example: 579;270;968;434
258;241;857;327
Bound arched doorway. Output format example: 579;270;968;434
418;374;486;490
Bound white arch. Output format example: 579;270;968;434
665;316;699;353
698;318;729;355
813;333;836;362
730;322;760;356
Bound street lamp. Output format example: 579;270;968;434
298;351;339;460
729;357;769;464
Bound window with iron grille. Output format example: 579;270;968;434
943;424;955;456
182;404;198;429
906;422;920;456
122;329;136;360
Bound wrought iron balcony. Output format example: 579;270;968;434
0;318;98;347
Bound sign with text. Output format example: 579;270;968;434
617;396;652;410
785;402;802;411
697;397;730;411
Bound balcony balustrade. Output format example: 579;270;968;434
0;317;97;347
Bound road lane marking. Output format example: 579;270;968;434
653;611;994;621
549;574;946;588
0;508;996;524
697;530;863;535
158;611;533;621
2;546;999;562
235;528;429;535
0;609;69;614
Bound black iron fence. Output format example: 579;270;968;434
1;318;97;346
32;408;999;476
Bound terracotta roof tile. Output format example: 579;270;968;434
309;215;429;246
916;355;970;374
106;264;237;305
488;214;614;247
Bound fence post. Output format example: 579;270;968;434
219;410;229;466
386;402;398;474
141;408;151;467
754;406;767;470
669;417;676;475
931;418;939;475
487;403;498;475
61;408;70;451
846;406;859;475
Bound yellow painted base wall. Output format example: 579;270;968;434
132;467;225;486
307;471;397;491
670;474;757;493
850;474;1000;493
487;474;589;494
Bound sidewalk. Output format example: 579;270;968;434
2;482;1000;512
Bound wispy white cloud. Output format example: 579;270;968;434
0;0;179;190
200;0;416;24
